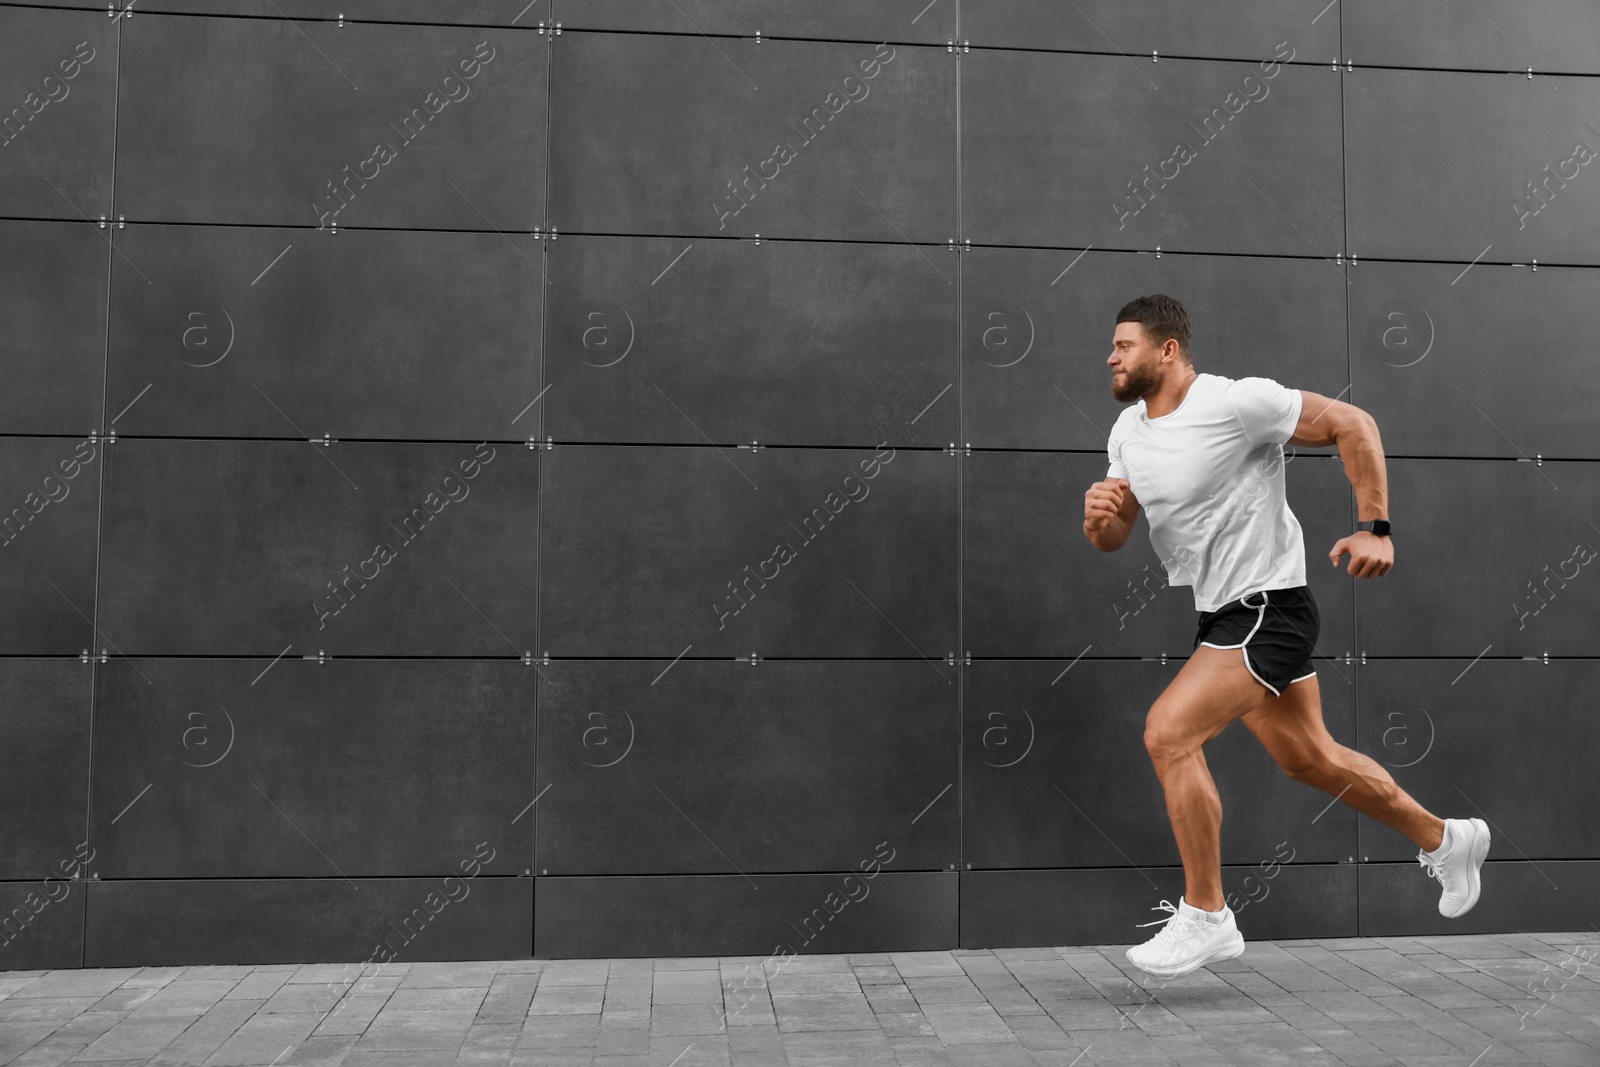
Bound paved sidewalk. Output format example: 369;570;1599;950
1;931;1597;1066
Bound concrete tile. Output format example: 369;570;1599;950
398;963;501;990
652;957;721;972
904;975;984;1005
71;1015;195;1061
514;1013;600;1048
475;992;533;1024
123;980;237;1019
205;1012;324;1065
1001;1013;1074;1050
223;972;293;1002
277;1034;360;1066
771;993;877;1033
528;985;605;1015
141;1000;266;1065
644;1002;728;1036
354;1007;477;1051
887;953;964;978
778;1030;896;1067
121;967;188;989
917;1003;1014;1044
311;994;386;1036
766;972;859;996
386;987;489;1012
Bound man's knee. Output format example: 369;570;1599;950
1278;740;1337;783
1143;715;1199;767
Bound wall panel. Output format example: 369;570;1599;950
114;14;546;229
90;659;536;878
85;877;532;967
535;660;957;877
1343;1;1600;76
1346;68;1600;266
0;5;117;219
548;32;955;242
963;48;1342;255
539;444;956;657
0;221;107;435
1352;459;1600;658
963;2;1337;63
545;235;957;446
106;226;544;441
97;440;537;656
0;436;102;655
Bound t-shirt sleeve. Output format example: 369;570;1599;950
1105;424;1127;480
1226;376;1303;445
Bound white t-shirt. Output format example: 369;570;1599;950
1105;372;1306;612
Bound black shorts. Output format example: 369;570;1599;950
1193;585;1320;697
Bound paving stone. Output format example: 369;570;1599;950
399;963;502;990
354;1007;477;1051
120;967;189;989
117;979;236;1020
765;972;860;996
279;1033;361;1065
857;966;908;985
904;975;985;1005
141;1000;266;1065
7;1035;97;1067
771;992;878;1033
258;982;352;1015
533;962;606;988
917;1003;1014;1044
475;992;533;1024
528;984;605;1015
1000;1012;1074;1050
653;957;722;971
70;1014;196;1061
653;970;725;1003
779;1029;896;1067
206;1012;325;1065
651;1002;733;1036
514;1013;600;1047
874;1011;937;1039
223;971;294;1002
1151;1032;1238;1066
312;993;387;1036
887;953;964;978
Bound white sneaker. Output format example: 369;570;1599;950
1125;896;1245;978
1418;817;1490;917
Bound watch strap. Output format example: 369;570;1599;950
1357;519;1391;536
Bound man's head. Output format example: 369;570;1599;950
1109;294;1193;403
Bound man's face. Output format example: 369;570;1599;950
1108;321;1168;403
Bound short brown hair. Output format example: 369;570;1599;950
1116;294;1191;361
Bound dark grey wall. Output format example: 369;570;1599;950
1;0;1596;968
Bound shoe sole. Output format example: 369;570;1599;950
1441;817;1490;919
1126;931;1245;978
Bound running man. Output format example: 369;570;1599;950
1082;294;1489;978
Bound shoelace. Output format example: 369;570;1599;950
1418;852;1447;885
1134;899;1205;945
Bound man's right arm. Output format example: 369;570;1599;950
1084;479;1141;551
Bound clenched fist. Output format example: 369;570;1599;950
1085;477;1129;534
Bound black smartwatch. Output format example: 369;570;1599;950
1357;519;1391;537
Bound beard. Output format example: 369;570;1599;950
1112;363;1158;404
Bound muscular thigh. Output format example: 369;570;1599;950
1237;672;1336;772
1147;645;1274;748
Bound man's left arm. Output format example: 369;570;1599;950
1287;389;1393;578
